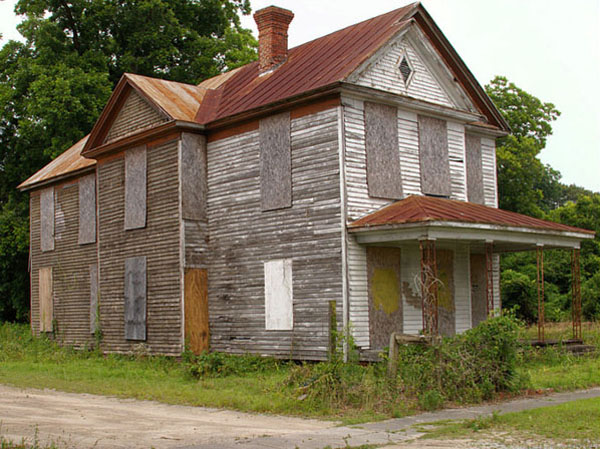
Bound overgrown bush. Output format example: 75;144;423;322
397;313;526;408
184;350;286;378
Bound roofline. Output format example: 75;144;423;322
412;4;511;132
18;165;96;192
82;120;205;159
348;219;596;240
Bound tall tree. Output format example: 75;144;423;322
0;0;257;321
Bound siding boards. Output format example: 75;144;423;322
105;90;168;144
98;140;182;355
347;235;369;348
447;121;467;201
207;108;342;360
356;39;454;108
39;267;53;332
401;244;422;335
90;264;98;333
364;102;402;199
481;137;498;207
418;115;451;197
29;180;97;347
466;134;484;204
78;173;96;245
259;112;292;211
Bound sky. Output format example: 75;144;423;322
1;0;599;192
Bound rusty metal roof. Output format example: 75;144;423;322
18;135;94;190
349;195;595;235
195;4;417;124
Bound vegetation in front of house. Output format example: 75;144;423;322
418;397;600;444
5;315;596;423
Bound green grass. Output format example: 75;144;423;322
420;397;600;443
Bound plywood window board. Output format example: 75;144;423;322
466;134;484;204
39;267;53;332
184;268;209;354
365;102;403;199
78;173;97;244
124;145;147;230
124;256;147;340
181;134;207;221
259;112;291;211
264;259;293;330
418;115;451;197
40;187;55;252
436;249;455;336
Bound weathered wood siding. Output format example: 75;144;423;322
29;177;98;346
97;139;182;355
356;38;454;108
447;121;467;201
481;137;498;208
206;108;342;360
105;90;168;144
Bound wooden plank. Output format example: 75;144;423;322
264;259;293;330
364;102;403;199
418;115;451;197
78;173;97;244
40;187;54;252
470;254;487;327
90;264;98;333
184;268;209;354
466;134;484;204
367;247;402;350
39;267;53;332
124;145;147;230
437;249;455;336
124;256;147;340
181;133;207;221
259;112;291;211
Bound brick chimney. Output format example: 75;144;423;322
254;6;294;74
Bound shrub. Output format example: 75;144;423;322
184;351;285;378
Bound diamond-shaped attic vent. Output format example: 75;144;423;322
399;56;412;84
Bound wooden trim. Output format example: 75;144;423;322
290;97;341;120
208;120;259;143
22;166;96;193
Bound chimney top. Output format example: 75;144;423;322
254;6;294;74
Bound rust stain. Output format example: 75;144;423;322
349;195;595;235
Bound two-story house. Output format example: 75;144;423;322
19;3;594;360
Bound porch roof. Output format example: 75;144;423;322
348;196;595;251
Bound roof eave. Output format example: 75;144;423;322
18;165;96;192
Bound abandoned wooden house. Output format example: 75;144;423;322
19;3;595;360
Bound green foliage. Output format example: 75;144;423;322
0;0;257;322
397;314;526;406
184;351;285;378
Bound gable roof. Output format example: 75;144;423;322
18;135;93;190
349;195;595;236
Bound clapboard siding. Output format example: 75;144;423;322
481;137;498;208
401;243;422;335
207;108;342;360
97;139;182;355
347;235;369;348
397;109;422;197
356;39;454;108
29;179;97;347
105;90;168;144
454;243;471;333
447;121;467;201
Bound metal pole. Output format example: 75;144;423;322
537;245;545;342
485;242;494;317
572;248;582;341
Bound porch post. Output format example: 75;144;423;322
572;248;582;341
485;241;494;317
536;244;545;342
420;239;438;336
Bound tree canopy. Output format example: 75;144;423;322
0;0;257;321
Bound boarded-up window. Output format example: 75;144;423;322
90;264;99;333
181;133;207;221
124;256;147;340
39;267;53;332
466;134;484;204
40;187;55;252
365;102;403;199
124;145;147;230
78;174;97;244
260;112;291;211
418;115;451;196
264;259;293;330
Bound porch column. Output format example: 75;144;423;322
536;244;545;342
485;241;494;316
420;239;438;336
572;248;582;341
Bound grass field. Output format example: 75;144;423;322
421;396;600;444
0;321;598;424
